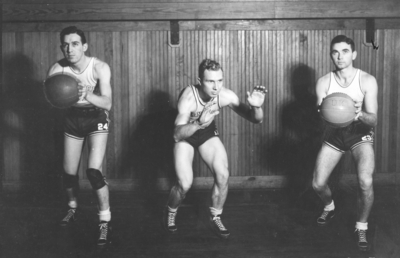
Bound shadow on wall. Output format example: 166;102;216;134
1;53;64;201
265;64;323;207
125;90;177;208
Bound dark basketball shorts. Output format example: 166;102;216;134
184;121;220;148
323;122;374;153
64;106;111;140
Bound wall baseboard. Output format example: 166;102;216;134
2;173;399;192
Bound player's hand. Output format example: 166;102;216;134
198;102;219;127
247;85;267;108
354;101;363;121
78;83;88;101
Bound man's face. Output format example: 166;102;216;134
60;33;87;64
330;42;357;70
198;69;224;98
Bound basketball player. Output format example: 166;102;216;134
163;59;267;239
47;26;112;247
312;35;378;251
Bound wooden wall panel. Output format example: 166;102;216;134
2;22;400;189
4;19;400;33
3;1;400;21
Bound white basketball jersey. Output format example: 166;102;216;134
187;85;221;123
62;57;98;105
327;69;364;102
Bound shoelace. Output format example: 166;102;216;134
319;210;330;220
99;223;108;240
213;217;227;231
62;209;75;222
355;229;367;243
168;212;176;226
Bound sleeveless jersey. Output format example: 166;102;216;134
327;69;364;102
62;57;98;106
187;85;221;123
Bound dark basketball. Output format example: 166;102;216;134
44;73;79;108
320;92;356;127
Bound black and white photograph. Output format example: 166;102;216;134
1;1;400;257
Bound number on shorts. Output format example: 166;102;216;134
98;123;109;131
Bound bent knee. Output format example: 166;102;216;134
312;179;326;192
177;180;192;193
358;176;373;191
215;171;229;186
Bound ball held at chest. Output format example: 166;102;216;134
44;73;80;108
320;92;356;127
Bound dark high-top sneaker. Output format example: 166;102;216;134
163;208;177;233
60;208;77;226
317;210;335;226
209;215;230;239
354;228;369;251
97;221;112;246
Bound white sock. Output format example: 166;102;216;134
98;208;111;222
324;200;335;211
68;200;77;209
209;207;223;217
168;206;178;213
355;222;368;230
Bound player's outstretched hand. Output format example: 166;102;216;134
247;85;267;108
198;102;219;127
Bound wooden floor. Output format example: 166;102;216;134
1;185;400;258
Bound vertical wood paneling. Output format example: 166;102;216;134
111;31;122;178
395;30;400;174
2;25;400;186
387;30;398;174
374;29;384;174
381;30;391;173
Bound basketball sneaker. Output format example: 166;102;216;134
60;208;77;226
97;221;112;246
317;209;335;226
163;208;177;233
209;215;230;239
354;228;369;251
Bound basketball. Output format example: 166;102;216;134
320;92;356;127
44;73;79;108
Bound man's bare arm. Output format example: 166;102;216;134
356;73;378;127
85;60;112;111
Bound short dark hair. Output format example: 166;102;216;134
330;35;355;52
198;59;223;79
60;26;87;45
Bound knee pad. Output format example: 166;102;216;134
63;173;78;189
86;168;107;190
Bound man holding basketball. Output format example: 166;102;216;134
312;35;378;251
47;26;112;247
163;59;267;239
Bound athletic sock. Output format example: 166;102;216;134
324;200;335;211
98;208;111;222
168;206;178;213
209;207;223;217
355;222;368;230
68;200;78;209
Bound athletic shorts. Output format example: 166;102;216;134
64;106;111;140
184;121;220;148
323;122;374;153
